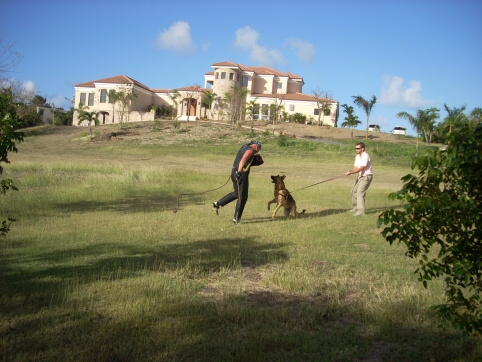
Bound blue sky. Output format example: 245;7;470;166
1;0;480;135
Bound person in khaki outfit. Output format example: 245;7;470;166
344;142;373;216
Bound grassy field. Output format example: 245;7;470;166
1;121;480;361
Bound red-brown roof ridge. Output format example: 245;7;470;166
252;93;335;102
211;61;303;80
75;75;151;91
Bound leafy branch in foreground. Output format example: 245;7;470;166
0;88;23;236
377;123;482;335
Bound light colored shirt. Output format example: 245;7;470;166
354;151;372;177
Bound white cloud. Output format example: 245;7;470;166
49;95;72;110
234;26;284;66
154;21;196;56
22;80;36;93
234;26;259;50
380;75;429;108
201;41;211;52
285;38;315;64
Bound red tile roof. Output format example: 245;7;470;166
253;93;335;102
211;61;303;80
151;85;206;93
75;75;151;91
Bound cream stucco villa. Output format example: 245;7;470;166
73;61;339;127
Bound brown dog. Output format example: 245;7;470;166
268;175;306;218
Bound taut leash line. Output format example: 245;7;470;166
172;174;231;213
290;174;345;193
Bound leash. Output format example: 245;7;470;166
234;176;241;222
290;174;346;193
172;174;231;213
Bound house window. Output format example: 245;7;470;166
221;72;226;79
100;89;107;103
79;93;86;106
229;73;234;80
261;104;269;120
277;82;282;89
215;72;219;79
88;93;94;106
242;76;248;87
289;104;294;111
314;109;319;115
252;104;260;120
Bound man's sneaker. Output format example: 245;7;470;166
348;208;357;213
354;212;365;216
212;202;219;215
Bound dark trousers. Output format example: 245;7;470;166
217;170;249;221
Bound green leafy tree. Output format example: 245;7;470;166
0;88;24;236
223;85;249;127
168;89;181;120
292;112;306;124
269;98;284;128
444;104;467;134
244;98;258;134
108;89;120;123
468;107;482;127
76;105;99;139
114;86;138;126
340;103;361;139
352;95;377;141
397;108;439;155
201;89;217;119
433;104;469;144
31;94;50;108
53;107;73;126
377;122;482;335
312;89;332;126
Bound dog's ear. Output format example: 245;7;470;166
281;175;286;180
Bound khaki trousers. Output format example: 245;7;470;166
351;175;373;214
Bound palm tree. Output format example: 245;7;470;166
269;98;285;127
443;104;467;134
340;104;361;139
468;107;482;129
77;109;99;139
396;108;439;155
244;98;258;133
397;110;423;154
223;86;249;128
202;89;217;119
168;89;181;120
352;95;377;141
108;90;119;123
423;107;439;143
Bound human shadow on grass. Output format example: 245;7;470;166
0;235;288;316
2;246;477;361
52;192;205;214
2;233;479;361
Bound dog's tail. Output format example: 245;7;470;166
296;209;306;217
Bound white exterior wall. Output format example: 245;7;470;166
73;63;338;127
73;83;154;126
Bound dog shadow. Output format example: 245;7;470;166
303;208;348;218
243;208;348;224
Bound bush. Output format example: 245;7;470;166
378;123;482;335
292;113;306;124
